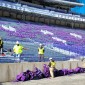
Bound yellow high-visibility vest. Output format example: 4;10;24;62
13;45;23;54
0;40;2;46
38;47;44;54
50;61;56;68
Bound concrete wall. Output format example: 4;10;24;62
0;61;85;83
0;64;9;82
62;61;71;69
56;61;63;70
8;63;23;81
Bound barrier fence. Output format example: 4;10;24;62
0;61;85;83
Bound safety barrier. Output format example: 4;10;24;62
0;61;85;83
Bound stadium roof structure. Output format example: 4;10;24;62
44;0;84;7
25;0;84;10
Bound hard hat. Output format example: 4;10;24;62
16;41;19;44
49;58;53;60
39;44;43;46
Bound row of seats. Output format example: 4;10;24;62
0;18;85;58
0;1;85;22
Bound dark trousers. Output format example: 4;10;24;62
38;54;44;62
0;47;3;54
